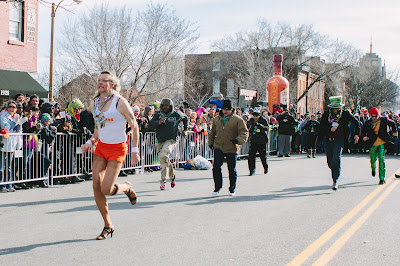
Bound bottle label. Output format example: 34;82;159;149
280;88;289;105
274;61;282;76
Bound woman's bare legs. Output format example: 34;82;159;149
92;155;133;227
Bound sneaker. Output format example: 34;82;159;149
160;181;166;190
395;174;400;178
249;171;254;176
211;191;219;196
230;192;236;196
285;154;290;157
332;183;338;191
8;187;16;192
394;153;397;156
372;170;376;177
171;176;176;188
379;179;386;185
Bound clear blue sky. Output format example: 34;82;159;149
37;0;400;75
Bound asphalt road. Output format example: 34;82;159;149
1;153;400;265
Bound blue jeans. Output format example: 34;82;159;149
394;139;400;154
325;138;344;183
0;152;15;189
317;138;325;153
301;132;308;151
212;149;237;193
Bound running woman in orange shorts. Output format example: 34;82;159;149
81;71;140;240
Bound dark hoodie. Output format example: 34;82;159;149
149;99;188;142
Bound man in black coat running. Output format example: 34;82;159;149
319;96;360;190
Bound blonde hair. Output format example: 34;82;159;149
94;70;121;99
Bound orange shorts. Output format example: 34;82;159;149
94;140;127;163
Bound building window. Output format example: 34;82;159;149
213;58;220;71
227;78;234;96
213;78;220;94
9;1;24;42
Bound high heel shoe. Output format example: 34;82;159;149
96;226;114;240
125;181;137;205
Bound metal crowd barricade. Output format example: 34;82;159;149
141;132;159;168
50;132;89;184
0;128;280;188
0;133;51;187
174;131;214;164
267;128;278;154
123;132;144;172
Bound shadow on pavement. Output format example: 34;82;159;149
48;185;339;213
0;239;94;256
0;190;158;208
23;182;379;214
269;181;374;194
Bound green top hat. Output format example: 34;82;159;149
328;96;344;108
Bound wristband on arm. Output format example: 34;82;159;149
131;147;139;153
85;140;93;147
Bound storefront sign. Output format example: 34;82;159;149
1;90;10;96
239;89;257;97
27;5;37;43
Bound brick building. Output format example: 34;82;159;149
184;51;249;109
0;0;47;105
184;50;326;113
297;72;325;114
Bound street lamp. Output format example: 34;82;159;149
48;0;83;102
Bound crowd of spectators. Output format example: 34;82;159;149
2;92;400;193
0;94;93;192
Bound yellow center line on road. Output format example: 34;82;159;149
287;171;399;266
313;177;400;265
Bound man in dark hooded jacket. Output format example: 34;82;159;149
149;98;188;190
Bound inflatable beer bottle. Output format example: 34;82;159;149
266;54;289;113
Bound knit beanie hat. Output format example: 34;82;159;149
370;107;380;116
41;113;51;123
132;105;140;112
222;99;233;110
161;98;173;106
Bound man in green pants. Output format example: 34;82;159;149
361;107;397;184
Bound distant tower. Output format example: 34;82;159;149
370;36;372;53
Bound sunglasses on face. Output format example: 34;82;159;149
97;79;112;83
371;115;378;118
8;106;17;108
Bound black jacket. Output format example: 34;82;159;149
79;109;95;135
247;116;269;144
319;110;360;140
304;120;320;135
361;117;397;149
276;114;295;135
39;126;56;155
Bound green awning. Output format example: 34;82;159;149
0;69;48;98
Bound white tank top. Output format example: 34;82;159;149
95;95;127;144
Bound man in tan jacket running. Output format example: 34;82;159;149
208;100;248;196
